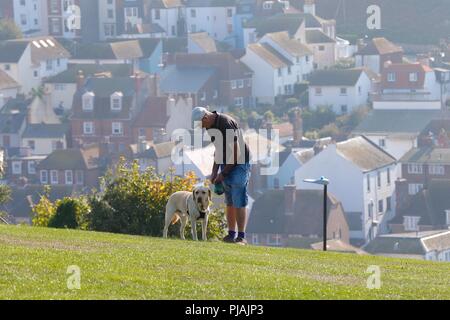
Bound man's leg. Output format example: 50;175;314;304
236;207;247;234
226;205;237;232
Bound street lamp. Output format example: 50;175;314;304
303;176;330;251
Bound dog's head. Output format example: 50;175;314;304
193;186;211;213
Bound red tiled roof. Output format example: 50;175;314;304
135;96;169;128
381;63;433;90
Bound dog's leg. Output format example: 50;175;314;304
201;215;208;241
191;217;198;241
180;215;188;240
163;209;171;239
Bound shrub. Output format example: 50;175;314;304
32;187;57;227
48;197;90;230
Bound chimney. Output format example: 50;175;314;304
76;70;85;90
304;0;316;15
395;178;410;213
284;185;296;216
290;108;303;145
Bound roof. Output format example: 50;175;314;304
293;148;315;164
160;65;216;93
0;69;19;90
0;112;26;134
381;63;433;90
189;32;217;53
137;38;161;58
353;110;441;135
390;179;450;227
46;64;133;84
401;147;450;165
139;141;176;159
22;124;68;139
72;41;143;60
264;31;312;57
151;0;184;8
38;145;100;171
356;37;403;56
305;29;335;44
11;37;70;65
364;230;450;255
247;43;292;68
0;41;28;63
84;77;136;97
336;136;396;172
186;0;236;7
135;96;169;128
345;212;363;231
245;14;305;38
308;68;366;86
247;189;344;235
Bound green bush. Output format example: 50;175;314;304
47;197;90;230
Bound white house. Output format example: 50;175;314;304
355;37;403;74
0;37;70;96
305;29;336;70
295;136;397;245
308;68;373;114
185;0;236;43
10;0;44;36
0;70;20;103
241;31;313;104
150;0;185;37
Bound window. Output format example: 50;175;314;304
83;122;94;135
358;86;362;95
234;97;244;107
266;234;282;246
20;14;27;25
104;23;115;36
231;80;237;89
213;90;218;99
190;9;196;18
340;88;347;95
52;140;63;151
40;170;48;184
378;200;384;213
227;24;233;34
386;197;392;212
278;69;282;77
65;170;73;185
55;84;65;91
108;9;114;19
306;55;310;62
28;161;36;175
408;163;423;174
409;72;418;82
251;234;259;245
377;171;381;188
340;105;348;114
75;170;84;185
82;92;94;111
200;92;206;101
46;60;52;71
227;8;233;17
111;92;123;111
387;72;396;82
287;66;292;75
318;45;325;51
368;203;373;218
387;168;391;185
154;9;160;20
404;216;420;231
4;64;11;71
125;7;138;17
245;79;251;87
112;122;123;135
367;175;371;192
50;170;58;185
237;79;244;88
408;183;423;195
315;87;322;96
379;138;386;148
28;140;35;150
33;70;38;78
429;165;445;176
12;161;22;175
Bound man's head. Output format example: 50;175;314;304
192;107;216;129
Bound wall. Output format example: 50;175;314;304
186;6;235;42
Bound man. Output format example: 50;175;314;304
192;107;251;245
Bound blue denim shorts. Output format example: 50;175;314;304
220;163;251;208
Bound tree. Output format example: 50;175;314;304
0;19;23;41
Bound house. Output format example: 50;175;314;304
45;64;134;112
188;32;217;54
267;148;315;190
247;187;350;248
364;230;450;262
43;0;82;39
21;123;68;156
150;0;186;38
0;69;20;101
0;0;44;37
0;37;70;95
174;52;253;107
133;140;176;175
295;136;397;246
372;62;442;110
133;95;193;143
305;29;336;69
398;147;450;197
355;37;404;74
160;65;218;107
185;0;237;44
233;0;256;49
308;68;374;114
37;144;103;189
5;147;45;186
241;31;313;104
70;73;151;155
353;109;442;160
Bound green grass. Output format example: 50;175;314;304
1;225;449;300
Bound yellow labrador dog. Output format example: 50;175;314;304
163;186;211;241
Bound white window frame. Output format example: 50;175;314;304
50;170;58;185
408;163;423;174
40;170;48;184
83;122;94;135
404;216;420;231
12;161;22;175
237;79;244;88
388;72;396;82
231;80;237;89
408;183;423;195
340;87;347;96
112;122;123;135
111;92;123;111
28;161;36;175
429;165;445;176
75;170;84;186
234;97;243;107
82;92;94;111
409;72;418;82
65;170;73;185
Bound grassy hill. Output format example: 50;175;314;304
1;225;449;300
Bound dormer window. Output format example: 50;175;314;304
111;92;123;111
404;216;420;231
387;73;396;82
82;92;95;111
409;72;418;82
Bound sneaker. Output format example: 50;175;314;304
223;234;236;243
234;237;248;245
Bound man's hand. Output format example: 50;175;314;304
213;173;225;184
210;172;218;184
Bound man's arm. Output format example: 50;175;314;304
210;161;220;183
215;140;239;183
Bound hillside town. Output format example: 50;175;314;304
0;0;450;262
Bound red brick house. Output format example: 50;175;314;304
247;186;350;248
70;72;150;156
36;144;103;189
